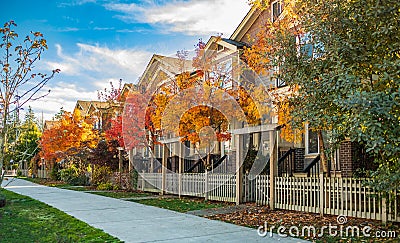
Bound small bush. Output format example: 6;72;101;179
60;168;88;186
91;166;112;186
131;169;138;189
50;165;61;181
60;168;77;182
16;170;22;177
96;182;115;191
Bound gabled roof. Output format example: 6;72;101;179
120;83;136;102
221;38;248;48
138;54;194;92
230;7;264;42
86;101;111;116
74;100;91;114
44;120;58;130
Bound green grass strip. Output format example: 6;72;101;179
0;189;121;243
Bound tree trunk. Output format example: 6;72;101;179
318;130;329;175
0;106;9;187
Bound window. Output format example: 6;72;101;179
305;124;319;155
296;33;325;59
273;65;286;87
271;0;283;22
297;33;313;58
209;59;233;89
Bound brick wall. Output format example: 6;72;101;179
339;141;357;177
294;148;305;172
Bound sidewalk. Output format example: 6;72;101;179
2;178;307;243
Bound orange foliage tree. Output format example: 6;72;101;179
141;39;272;168
243;0;303;142
39;110;99;168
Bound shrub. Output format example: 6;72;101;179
60;167;88;186
130;169;138;189
60;168;77;183
50;164;61;181
96;182;115;191
16;170;22;177
91;166;112;186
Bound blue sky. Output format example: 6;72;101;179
1;0;250;120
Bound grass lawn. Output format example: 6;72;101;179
128;197;230;213
89;191;153;198
20;177;94;191
20;177;154;198
0;189;120;242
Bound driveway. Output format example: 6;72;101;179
2;178;307;243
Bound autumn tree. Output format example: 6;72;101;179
141;40;272;169
0;21;59;184
122;90;149;151
39;110;98;170
105;115;124;147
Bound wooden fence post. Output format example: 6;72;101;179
205;169;209;201
235;134;243;205
161;145;168;195
319;173;324;216
382;196;387;224
141;170;145;191
269;130;277;210
179;143;183;198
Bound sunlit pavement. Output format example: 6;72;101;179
2;178;308;243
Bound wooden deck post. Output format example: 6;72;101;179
141;170;145;191
178;143;183;198
235;134;243;205
161;144;168;195
269;130;277;210
382;197;387;224
319;173;324;216
205;169;209;201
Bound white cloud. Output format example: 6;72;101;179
104;0;251;36
38;43;153;119
27;82;98;121
58;0;97;7
45;43;152;82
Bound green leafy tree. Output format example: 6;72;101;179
9;107;42;168
246;0;400;190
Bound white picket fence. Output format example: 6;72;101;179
37;169;49;179
138;172;238;202
2;170;17;176
138;172;400;222
257;176;399;222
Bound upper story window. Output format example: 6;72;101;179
271;0;283;22
208;58;233;89
273;65;286;88
296;33;325;59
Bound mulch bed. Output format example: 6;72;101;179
204;203;400;242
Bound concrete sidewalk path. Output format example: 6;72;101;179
2;178;307;243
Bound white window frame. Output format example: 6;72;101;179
209;58;233;89
271;0;283;22
296;33;324;59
